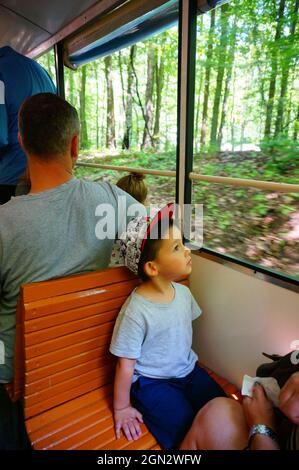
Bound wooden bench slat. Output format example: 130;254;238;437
26;346;113;383
25;374;114;419
22;266;137;302
25;314;115;346
41;408;114;450
24;280;138;320
24;301;121;333
26;337;110;372
30;394;112;445
27;386;113;434
26;328;111;359
99;428;158;451
25;362;114;407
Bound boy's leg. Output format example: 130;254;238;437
131;376;195;449
186;364;227;411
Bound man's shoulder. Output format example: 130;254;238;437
79;178;115;193
0;197;22;217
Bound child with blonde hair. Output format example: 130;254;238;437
110;172;147;267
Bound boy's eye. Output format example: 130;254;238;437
174;244;179;251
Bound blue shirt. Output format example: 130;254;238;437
0;46;56;185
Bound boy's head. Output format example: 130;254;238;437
119;204;192;281
116;172;147;204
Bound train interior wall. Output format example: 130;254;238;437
190;254;299;388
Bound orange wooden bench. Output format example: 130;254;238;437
7;266;241;450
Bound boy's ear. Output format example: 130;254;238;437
143;260;159;278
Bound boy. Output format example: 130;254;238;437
110;204;226;449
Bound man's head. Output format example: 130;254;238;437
18;93;79;162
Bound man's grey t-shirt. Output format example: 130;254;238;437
0;178;141;382
110;282;202;382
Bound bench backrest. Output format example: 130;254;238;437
21;266;142;419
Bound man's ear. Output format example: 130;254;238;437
18;132;25;151
71;134;79;164
143;260;159;278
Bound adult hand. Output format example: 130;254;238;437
243;383;276;430
114;405;143;441
279;371;299;425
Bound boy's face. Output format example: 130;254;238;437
154;224;192;280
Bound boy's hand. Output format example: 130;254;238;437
114;405;143;441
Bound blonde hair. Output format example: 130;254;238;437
116;172;147;204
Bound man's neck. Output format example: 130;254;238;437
28;157;74;193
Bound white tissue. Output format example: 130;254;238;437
241;374;281;407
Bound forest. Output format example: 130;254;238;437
38;0;299;279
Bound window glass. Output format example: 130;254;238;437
193;0;299;279
36;49;56;85
68;27;178;208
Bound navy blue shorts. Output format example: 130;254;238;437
131;364;226;449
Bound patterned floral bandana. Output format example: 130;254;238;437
117;203;174;275
118;216;149;275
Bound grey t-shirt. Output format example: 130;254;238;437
0;177;141;382
110;282;202;381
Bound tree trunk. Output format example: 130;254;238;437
217;16;237;148
194;83;202;154
165;71;170;152
122;46;136;150
210;4;229;148
264;0;286;138
79;65;88;149
293;105;299;141
200;9;215;146
93;62;99;149
274;0;298;136
69;70;75;106
104;55;116;149
118;51;126;114
142;46;156;150
153;43;165;150
240;121;246;151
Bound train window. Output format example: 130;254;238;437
192;0;299;280
69;27;178;208
36;48;57;86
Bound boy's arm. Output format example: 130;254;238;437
114;357;143;441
